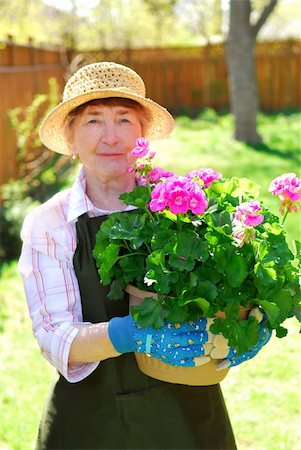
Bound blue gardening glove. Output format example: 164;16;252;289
207;308;272;371
108;315;210;367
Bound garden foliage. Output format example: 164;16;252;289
0;78;75;262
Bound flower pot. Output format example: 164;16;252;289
126;284;250;386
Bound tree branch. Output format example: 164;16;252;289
251;0;278;38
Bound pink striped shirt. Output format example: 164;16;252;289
19;167;134;383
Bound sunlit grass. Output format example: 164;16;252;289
0;263;52;450
222;318;301;450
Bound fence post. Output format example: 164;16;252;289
6;34;14;66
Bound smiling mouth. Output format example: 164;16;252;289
97;153;124;157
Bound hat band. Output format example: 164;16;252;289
63;86;146;103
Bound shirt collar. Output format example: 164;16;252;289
67;166;96;223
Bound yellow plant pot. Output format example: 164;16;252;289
126;284;249;386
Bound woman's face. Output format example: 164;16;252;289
71;103;142;180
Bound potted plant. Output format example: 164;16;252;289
93;139;301;385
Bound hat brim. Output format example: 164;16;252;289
39;88;174;155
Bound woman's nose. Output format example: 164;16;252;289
101;123;119;146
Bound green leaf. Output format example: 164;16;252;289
224;297;241;320
196;280;218;302
99;213;122;238
178;291;210;314
102;212;154;249
275;326;288;338
263;221;284;236
204;231;220;246
252;240;270;262
146;251;179;294
292;304;301;323
225;253;248;288
231;177;261;198
193;297;210;315
93;235;110;263
254;262;278;289
166;301;190;323
169;254;195;271
194;265;222;285
175;229;209;261
213;243;235;274
268;241;294;267
209;177;260;199
206;210;232;234
151;227;177;252
210;316;259;354
292;240;301;259
258;300;280;327
108;280;125;300
97;243;120;285
119;186;151;207
189;272;199;288
119;255;146;283
130;297;168;329
273;289;294;324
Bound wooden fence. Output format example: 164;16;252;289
1;38;300;186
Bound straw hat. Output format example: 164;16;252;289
39;61;174;155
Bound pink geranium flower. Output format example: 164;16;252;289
187;181;208;214
149;183;169;212
234;200;264;227
131;138;150;158
268;173;301;215
137;167;174;186
149;167;175;184
232;224;256;247
168;185;191;214
232;200;264;246
186;168;223;187
149;176;208;215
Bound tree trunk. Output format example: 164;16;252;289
226;0;261;144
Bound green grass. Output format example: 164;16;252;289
0;263;53;450
0;111;300;450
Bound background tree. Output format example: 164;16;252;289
142;0;177;46
226;0;278;143
176;0;223;44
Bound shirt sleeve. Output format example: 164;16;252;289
18;210;99;383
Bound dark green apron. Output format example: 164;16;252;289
36;213;236;450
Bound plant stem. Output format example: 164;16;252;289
143;173;157;222
145;173;152;196
144;206;156;222
117;252;147;261
177;214;183;233
281;208;289;225
123;241;132;252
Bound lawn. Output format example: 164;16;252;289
0;110;300;450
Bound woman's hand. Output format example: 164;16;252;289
108;315;211;367
206;308;272;370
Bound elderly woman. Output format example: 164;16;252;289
19;62;269;450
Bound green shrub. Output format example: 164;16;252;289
0;180;40;262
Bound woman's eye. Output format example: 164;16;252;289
88;119;97;124
120;118;130;123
